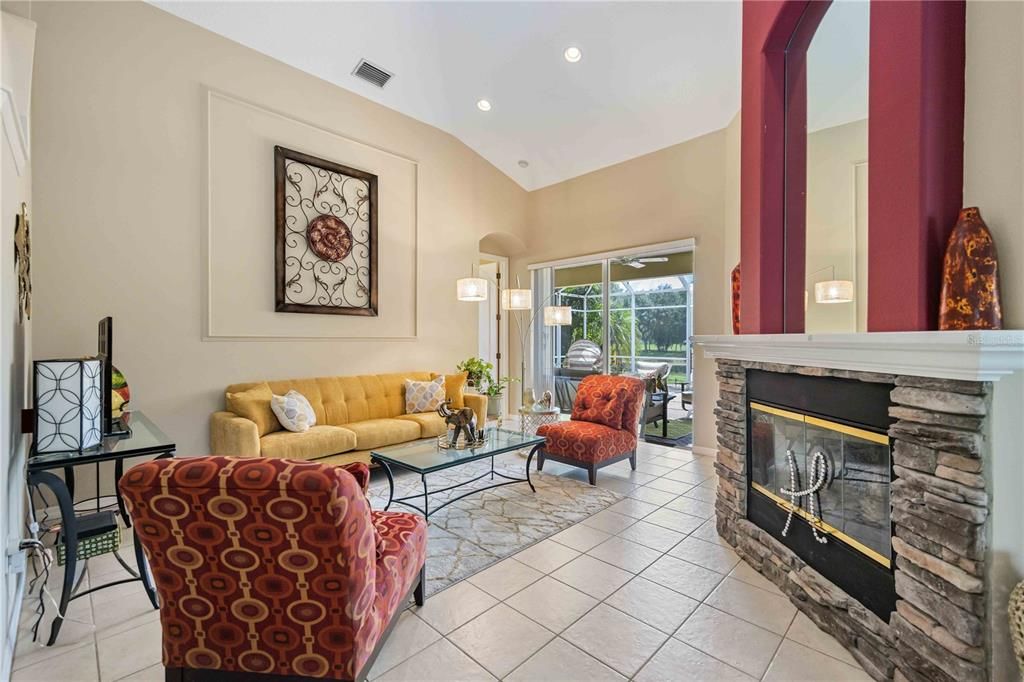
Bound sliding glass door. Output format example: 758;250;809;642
531;247;694;416
552;261;605;370
609;261;693;389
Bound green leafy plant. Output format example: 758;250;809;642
456;357;493;388
482;375;517;398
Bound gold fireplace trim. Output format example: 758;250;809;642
748;401;892;568
750;482;892;568
749;402;890;445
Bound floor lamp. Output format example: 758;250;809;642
457;272;571;409
456;267;502;379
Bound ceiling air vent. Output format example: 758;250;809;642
352;59;393;88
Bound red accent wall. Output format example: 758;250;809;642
867;1;966;331
739;1;808;334
740;0;966;333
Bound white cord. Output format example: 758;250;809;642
26;544;95;638
780;448;829;544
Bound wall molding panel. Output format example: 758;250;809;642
203;88;419;341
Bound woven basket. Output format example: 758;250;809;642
1010;580;1024;673
57;524;120;566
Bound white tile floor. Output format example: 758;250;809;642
12;439;871;681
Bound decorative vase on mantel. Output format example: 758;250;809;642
938;207;1003;331
730;263;741;335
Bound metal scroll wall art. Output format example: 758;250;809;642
14;202;30;323
274;146;378;316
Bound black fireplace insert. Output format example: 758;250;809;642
746;370;897;620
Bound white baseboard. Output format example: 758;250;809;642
2;569;25;682
692;445;718;458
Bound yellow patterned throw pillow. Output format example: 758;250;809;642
405;376;446;414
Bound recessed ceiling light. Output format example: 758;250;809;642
518;160;529;168
476;99;492;112
563;46;582;63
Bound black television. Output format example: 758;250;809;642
97;317;127;436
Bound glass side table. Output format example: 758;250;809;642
27;410;174;645
518;406;560;435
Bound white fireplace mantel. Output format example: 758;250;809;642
693;330;1024;382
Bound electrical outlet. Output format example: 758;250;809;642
5;543;26;576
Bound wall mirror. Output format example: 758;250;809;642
785;0;870;333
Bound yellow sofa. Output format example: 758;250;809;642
210;372;487;466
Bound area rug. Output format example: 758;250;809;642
644;417;694;447
366;457;622;595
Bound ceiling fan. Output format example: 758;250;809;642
616;256;669;269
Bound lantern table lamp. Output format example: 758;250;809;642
34;358;104;453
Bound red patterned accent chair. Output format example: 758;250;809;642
118;456;427;682
536;374;646;485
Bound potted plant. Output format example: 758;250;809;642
482;375;516;418
456;357;493;390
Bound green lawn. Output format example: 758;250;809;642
633;348;688;357
644;418;693;440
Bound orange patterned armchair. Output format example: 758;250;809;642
536;374;646;485
119;456;427;682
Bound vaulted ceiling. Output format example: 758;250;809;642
154;1;742;190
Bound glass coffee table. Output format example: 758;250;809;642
370;427;546;519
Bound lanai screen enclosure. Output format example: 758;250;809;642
550;252;694;387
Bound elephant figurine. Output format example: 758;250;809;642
437;399;478;447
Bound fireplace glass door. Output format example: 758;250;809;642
749;402;891;567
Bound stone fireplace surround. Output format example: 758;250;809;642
694;331;1024;682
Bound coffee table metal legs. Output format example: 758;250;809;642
374;457;395;511
525;444;539;493
375;445;542;519
421;475;429;518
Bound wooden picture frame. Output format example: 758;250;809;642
274;146;378;316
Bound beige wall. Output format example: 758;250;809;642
723;111;741;329
28;1;529;461
512;129;732;454
965;5;1024;677
964;0;1023;330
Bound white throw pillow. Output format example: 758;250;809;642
405;377;446;414
270;390;317;433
